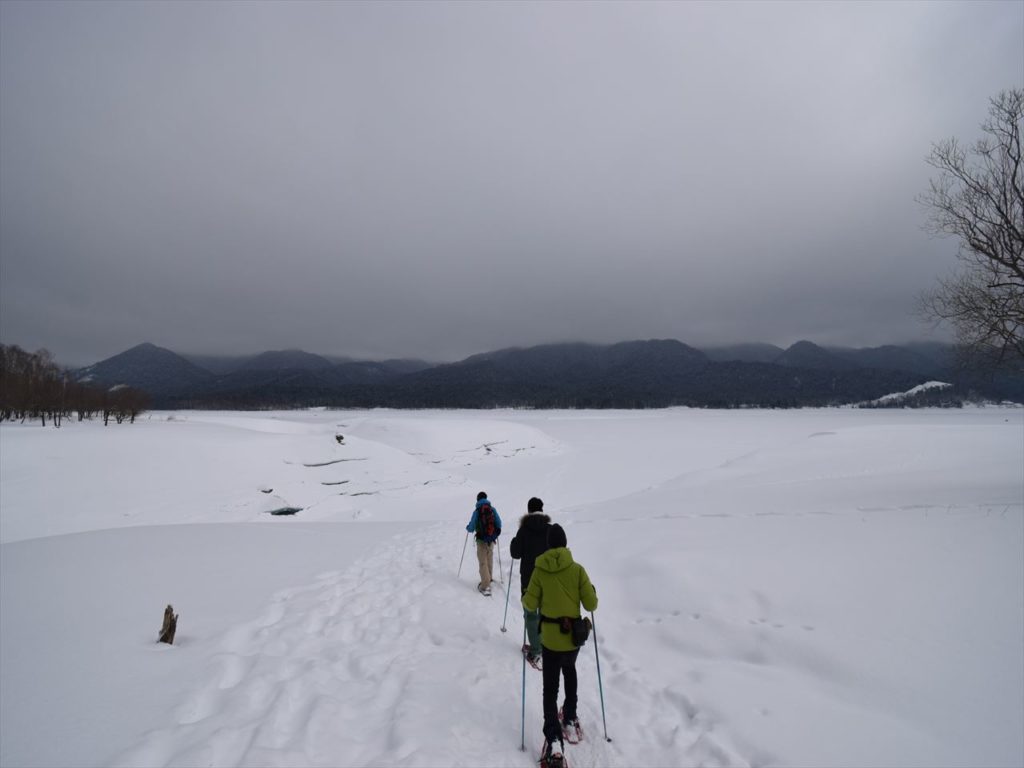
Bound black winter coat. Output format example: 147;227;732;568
509;513;552;594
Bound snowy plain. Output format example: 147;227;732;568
1;407;1022;768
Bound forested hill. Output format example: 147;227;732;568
65;339;1024;409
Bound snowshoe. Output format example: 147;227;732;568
522;644;542;671
558;707;583;743
539;738;567;768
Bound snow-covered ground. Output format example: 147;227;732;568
870;381;952;405
1;407;1021;768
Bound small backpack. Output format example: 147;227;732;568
477;503;497;540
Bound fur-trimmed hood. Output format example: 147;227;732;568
518;512;551;530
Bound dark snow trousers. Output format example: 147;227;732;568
541;646;580;744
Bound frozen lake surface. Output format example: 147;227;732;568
1;407;1021;767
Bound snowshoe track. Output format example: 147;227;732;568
108;521;726;767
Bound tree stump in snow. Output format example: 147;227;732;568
158;604;178;644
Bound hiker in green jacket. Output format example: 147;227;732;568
522;523;598;763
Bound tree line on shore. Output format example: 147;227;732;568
0;344;148;426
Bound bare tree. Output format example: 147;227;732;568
0;344;148;426
919;89;1024;368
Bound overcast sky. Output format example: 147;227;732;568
1;1;1022;366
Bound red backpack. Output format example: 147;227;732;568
476;503;497;540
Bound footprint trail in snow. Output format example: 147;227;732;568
109;524;655;768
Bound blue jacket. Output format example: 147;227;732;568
466;498;502;543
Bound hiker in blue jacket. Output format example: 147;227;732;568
466;491;502;595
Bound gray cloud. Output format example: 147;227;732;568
1;0;1021;366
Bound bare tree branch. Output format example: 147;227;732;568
918;89;1024;368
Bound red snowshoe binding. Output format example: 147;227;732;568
539;738;567;768
559;707;583;744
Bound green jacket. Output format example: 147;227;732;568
522;547;598;651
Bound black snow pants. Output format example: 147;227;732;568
541;646;580;744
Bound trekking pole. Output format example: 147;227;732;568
591;611;612;742
520;622;527;751
500;558;516;632
457;532;469;578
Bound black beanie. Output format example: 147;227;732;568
527;497;544;513
548;523;567;549
477;491;487;501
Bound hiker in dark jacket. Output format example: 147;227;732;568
509;496;551;665
465;491;502;595
523;523;598;764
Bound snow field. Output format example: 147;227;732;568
1;407;1021;767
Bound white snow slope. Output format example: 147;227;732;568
1;407;1021;768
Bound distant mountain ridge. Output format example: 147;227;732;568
704;341;953;377
76;343;215;398
235;349;335;372
68;338;1024;409
774;340;861;371
703;343;785;364
75;345;431;406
